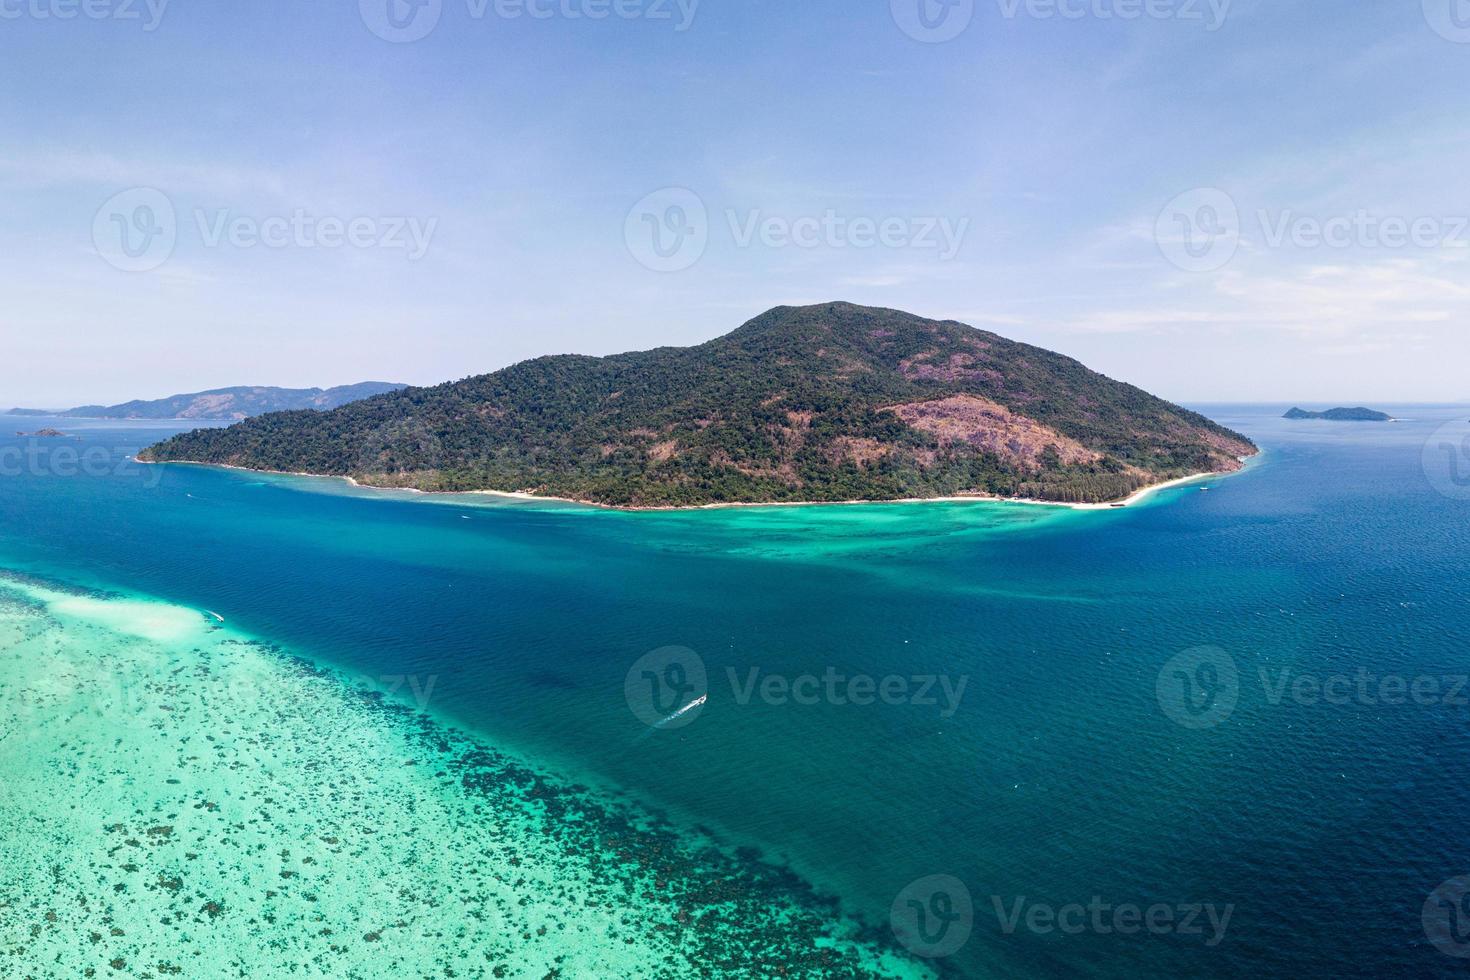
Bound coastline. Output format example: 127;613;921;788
137;457;1251;513
466;468;1231;512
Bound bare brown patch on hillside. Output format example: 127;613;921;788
179;394;239;419
828;437;891;467
709;451;799;484
1194;428;1257;461
890;395;1103;471
900;350;1001;385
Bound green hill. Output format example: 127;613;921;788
140;303;1256;507
9;382;406;421
1283;406;1392;421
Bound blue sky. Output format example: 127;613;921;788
3;0;1468;406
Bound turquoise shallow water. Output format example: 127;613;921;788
2;405;1469;977
0;577;925;978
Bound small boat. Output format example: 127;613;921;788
203;610;225;623
657;693;707;728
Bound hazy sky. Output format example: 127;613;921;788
3;0;1468;407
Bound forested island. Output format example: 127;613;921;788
1283;407;1393;421
7;382;404;421
141;303;1257;507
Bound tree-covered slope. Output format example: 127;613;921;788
16;382;406;421
140;303;1256;506
1283;407;1392;421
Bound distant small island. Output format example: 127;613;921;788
5;382;405;422
1283;407;1393;422
17;428;67;438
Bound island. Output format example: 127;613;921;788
1283;407;1393;421
140;302;1258;508
16;428;67;438
5;382;405;421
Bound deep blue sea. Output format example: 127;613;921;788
3;404;1469;978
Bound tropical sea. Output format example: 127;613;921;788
2;404;1469;978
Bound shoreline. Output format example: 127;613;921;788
137;457;1251;513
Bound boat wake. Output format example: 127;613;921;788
634;694;707;742
656;693;706;728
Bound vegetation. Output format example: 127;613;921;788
1283;407;1392;421
10;382;405;421
141;303;1257;506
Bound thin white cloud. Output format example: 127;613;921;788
0;149;287;198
